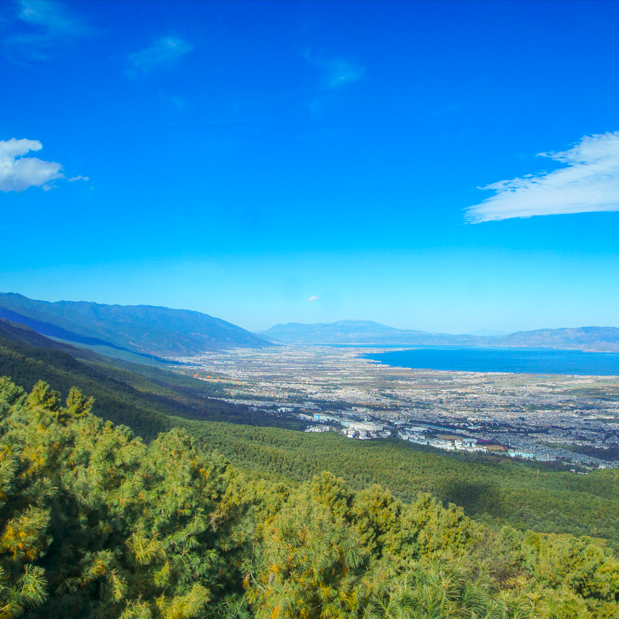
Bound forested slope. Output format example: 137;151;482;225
185;420;619;546
0;321;302;440
2;377;619;618
0;292;271;357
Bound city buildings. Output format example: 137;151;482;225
172;346;619;470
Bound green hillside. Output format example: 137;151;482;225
0;321;301;441
0;292;271;358
184;419;619;547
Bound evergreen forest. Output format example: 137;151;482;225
2;378;619;618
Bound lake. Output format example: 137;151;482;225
362;347;619;376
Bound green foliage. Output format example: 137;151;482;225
1;377;618;618
187;420;619;547
0;377;257;618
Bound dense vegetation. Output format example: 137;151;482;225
2;377;619;618
184;421;619;547
4;320;619;616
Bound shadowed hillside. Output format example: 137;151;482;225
0;320;300;440
0;293;272;359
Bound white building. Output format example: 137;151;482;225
349;421;384;433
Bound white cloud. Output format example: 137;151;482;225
304;50;364;89
6;1;89;60
127;37;194;75
307;296;320;302
466;132;619;223
0;138;64;192
17;0;81;31
68;175;88;182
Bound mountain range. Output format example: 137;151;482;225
260;320;619;352
0;293;271;360
3;293;619;359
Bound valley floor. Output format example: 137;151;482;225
171;346;619;469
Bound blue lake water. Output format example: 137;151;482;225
362;347;619;376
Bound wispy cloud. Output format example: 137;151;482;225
0;138;64;192
5;0;89;61
304;50;364;89
307;295;320;302
127;36;194;75
466;132;619;223
68;175;89;182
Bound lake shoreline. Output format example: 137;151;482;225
361;346;619;376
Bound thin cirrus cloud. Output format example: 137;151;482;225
304;50;365;89
0;138;64;192
466;132;619;223
68;175;89;182
127;36;194;75
307;296;320;302
5;0;89;61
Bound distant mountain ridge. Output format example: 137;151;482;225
0;293;271;359
467;329;507;337
260;320;619;352
496;326;619;352
260;320;481;346
260;320;429;341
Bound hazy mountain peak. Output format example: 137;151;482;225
467;329;508;337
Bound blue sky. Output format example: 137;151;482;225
2;0;619;333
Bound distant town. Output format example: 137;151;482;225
172;346;619;471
